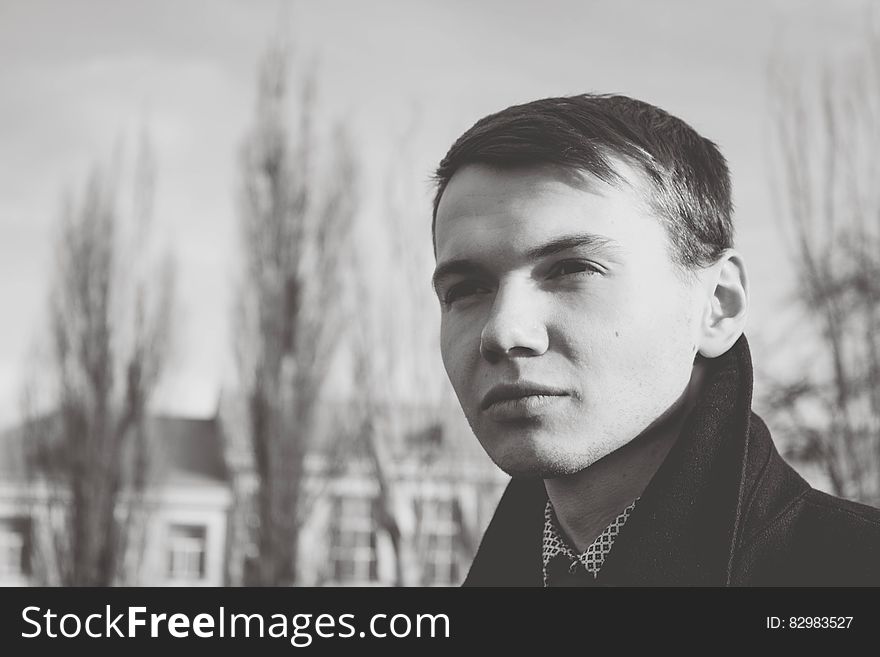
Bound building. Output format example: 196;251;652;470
0;397;507;586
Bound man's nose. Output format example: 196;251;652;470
479;283;549;362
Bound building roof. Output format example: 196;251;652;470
215;389;499;477
147;415;228;487
0;413;228;489
0;394;500;491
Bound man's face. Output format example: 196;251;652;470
433;163;706;477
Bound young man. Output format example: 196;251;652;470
431;94;880;586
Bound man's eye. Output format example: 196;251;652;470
444;281;490;305
548;260;602;278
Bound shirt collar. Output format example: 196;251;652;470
541;498;638;586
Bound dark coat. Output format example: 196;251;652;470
463;336;880;586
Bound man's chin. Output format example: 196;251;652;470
487;448;594;479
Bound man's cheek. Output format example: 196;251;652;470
439;324;457;376
439;348;470;403
442;316;479;359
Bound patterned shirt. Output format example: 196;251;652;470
541;499;638;586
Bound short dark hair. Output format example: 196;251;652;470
432;94;733;270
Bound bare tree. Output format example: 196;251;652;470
348;117;483;585
22;136;174;586
349;120;426;586
766;24;880;505
234;45;358;586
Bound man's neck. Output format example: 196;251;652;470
544;358;708;553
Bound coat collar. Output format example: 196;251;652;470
464;335;807;586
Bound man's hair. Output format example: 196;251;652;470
432;94;733;270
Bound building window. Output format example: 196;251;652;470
329;496;378;584
0;517;31;579
417;498;460;586
167;524;207;581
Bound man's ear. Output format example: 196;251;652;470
697;249;748;359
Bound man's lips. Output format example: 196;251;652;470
480;382;570;411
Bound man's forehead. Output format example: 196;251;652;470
439;162;611;207
437;157;650;216
434;161;651;257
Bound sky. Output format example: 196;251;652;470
0;0;875;428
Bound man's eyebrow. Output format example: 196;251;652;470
432;233;620;291
431;260;488;292
526;233;620;260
